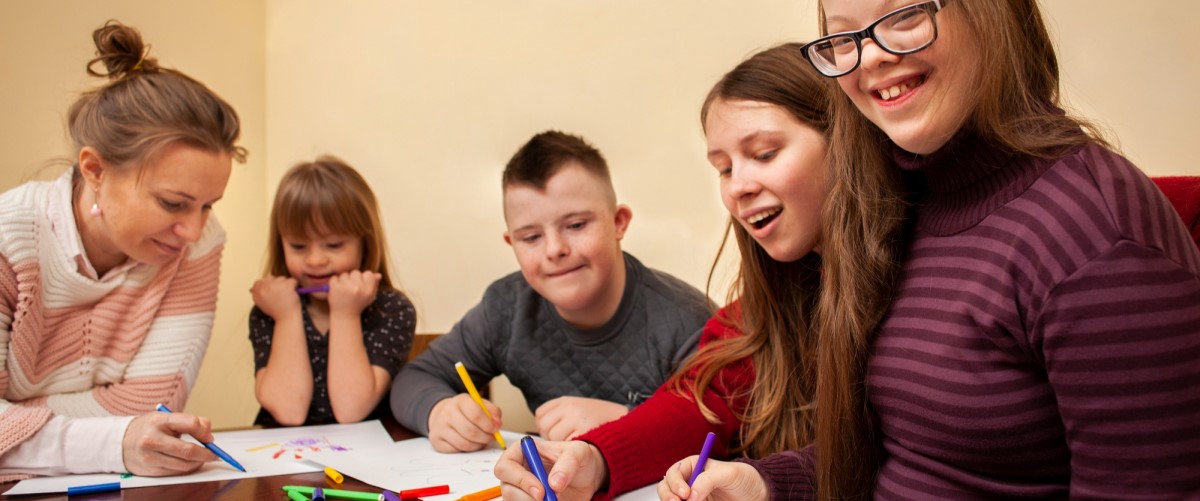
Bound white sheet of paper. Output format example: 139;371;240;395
305;431;659;501
304;430;523;498
4;420;393;495
618;484;659;501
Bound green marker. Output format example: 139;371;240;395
283;485;380;501
287;489;311;501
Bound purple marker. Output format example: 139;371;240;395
296;284;330;294
687;432;717;487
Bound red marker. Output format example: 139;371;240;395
382;485;450;500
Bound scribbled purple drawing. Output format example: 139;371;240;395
246;436;352;460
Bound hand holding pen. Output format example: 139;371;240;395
120;405;222;476
155;404;246;472
521;437;559;501
494;439;609;501
658;433;766;501
426;362;507;453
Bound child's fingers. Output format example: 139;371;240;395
495;447;545;501
453;396;502;435
482;399;504;427
546;446;581;492
663;457;696;501
534;407;563;439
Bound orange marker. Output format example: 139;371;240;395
456;485;502;501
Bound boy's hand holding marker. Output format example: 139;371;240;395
426;362;506;453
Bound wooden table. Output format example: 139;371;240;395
0;417;420;500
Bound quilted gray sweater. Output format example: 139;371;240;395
390;252;711;435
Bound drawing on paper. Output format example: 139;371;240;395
246;436;352;460
383;450;500;485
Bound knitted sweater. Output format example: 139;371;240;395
0;171;223;477
391;252;711;435
576;305;753;500
746;133;1200;499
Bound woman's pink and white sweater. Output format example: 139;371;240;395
0;171;223;478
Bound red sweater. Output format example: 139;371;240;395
575;305;754;500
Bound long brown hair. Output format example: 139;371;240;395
264;156;397;291
668;43;830;458
68;20;246;176
814;0;1111;498
812;108;904;500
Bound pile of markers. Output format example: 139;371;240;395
282;484;448;501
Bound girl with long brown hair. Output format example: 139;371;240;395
250;156;416;426
494;42;894;501
663;0;1200;499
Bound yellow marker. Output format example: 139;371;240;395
324;466;344;483
454;361;507;449
246;442;279;452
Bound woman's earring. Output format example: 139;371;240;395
90;189;102;217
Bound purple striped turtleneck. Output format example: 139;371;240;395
742;133;1200;500
869;132;1200;499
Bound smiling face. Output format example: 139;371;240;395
705;98;829;262
824;0;981;154
282;228;365;298
503;162;631;328
84;142;232;268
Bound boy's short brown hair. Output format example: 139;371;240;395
502;130;612;193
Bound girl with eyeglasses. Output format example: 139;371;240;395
660;0;1200;500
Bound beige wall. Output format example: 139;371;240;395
2;2;1196;430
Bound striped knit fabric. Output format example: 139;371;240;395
0;172;223;477
868;134;1200;499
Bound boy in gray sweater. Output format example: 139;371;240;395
390;130;711;452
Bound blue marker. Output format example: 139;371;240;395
155;403;247;472
520;436;559;501
67;481;120;496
